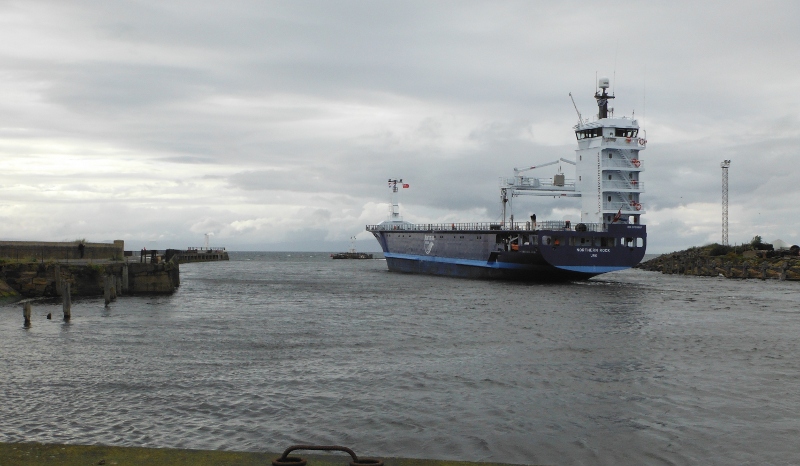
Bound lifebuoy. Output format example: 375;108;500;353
632;159;641;167
638;138;647;145
635;203;642;211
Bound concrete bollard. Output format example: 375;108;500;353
104;276;111;306
23;302;32;326
63;282;71;321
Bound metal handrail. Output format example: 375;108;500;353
603;201;644;212
602;180;644;191
602;158;642;169
366;221;606;232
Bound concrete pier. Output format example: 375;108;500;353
0;442;527;466
0;261;180;299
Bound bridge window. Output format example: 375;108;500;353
575;128;602;140
614;128;638;138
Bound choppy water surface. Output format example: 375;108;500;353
2;252;799;465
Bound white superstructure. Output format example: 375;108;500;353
502;78;646;228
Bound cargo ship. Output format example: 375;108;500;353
366;78;647;280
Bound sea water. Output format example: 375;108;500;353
1;252;799;465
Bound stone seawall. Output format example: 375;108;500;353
0;261;179;298
0;240;124;262
637;251;800;280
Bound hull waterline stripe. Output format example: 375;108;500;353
385;253;631;274
384;252;531;269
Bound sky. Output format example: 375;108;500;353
1;1;798;253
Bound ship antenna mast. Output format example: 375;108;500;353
387;178;407;221
569;92;582;125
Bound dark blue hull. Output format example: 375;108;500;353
370;224;646;281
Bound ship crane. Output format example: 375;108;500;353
506;157;579;196
502;157;580;226
513;158;576;177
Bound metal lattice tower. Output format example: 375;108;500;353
721;160;730;245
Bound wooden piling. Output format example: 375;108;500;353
104;276;111;306
23;302;31;326
63;282;71;321
110;275;117;301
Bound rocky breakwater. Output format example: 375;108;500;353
636;243;800;280
0;260;180;298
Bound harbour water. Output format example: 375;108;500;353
1;252;799;465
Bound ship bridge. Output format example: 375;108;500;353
501;77;646;227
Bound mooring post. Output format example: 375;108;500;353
63;282;71;321
104;276;111;306
23;302;32;326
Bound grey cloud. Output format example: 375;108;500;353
2;1;800;251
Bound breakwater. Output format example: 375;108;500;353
0;261;179;298
637;246;800;280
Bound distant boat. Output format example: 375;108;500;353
331;252;373;259
331;236;374;259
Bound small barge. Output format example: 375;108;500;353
331;237;374;259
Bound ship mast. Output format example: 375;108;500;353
387;178;405;221
594;77;615;119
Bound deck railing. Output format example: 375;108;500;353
602;180;645;191
366;221;606;232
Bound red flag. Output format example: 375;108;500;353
402;183;410;188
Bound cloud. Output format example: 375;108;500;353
0;1;799;253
